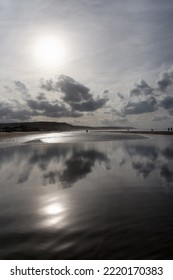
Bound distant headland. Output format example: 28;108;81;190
0;122;134;133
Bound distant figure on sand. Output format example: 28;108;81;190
86;129;88;133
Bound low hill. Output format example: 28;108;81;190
0;122;134;132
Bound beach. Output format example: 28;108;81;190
0;131;173;259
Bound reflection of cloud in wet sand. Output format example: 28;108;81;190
126;145;158;178
0;144;109;188
42;149;110;187
126;143;173;184
59;150;110;187
0;139;173;190
160;165;173;183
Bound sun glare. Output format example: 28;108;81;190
45;203;64;215
32;35;66;67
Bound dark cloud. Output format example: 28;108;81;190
5;109;33;121
123;97;157;115
117;92;124;100
69;97;107;112
4;70;173;122
0;106;31;122
152;116;169;122
27;99;82;118
14;81;30;98
130;80;154;97
159;96;173;115
2;75;108;121
168;109;173;115
40;79;54;91
118;78;160;116
117;71;173;117
0;94;82;122
101;118;128;126
157;71;173;92
41;75;92;101
103;89;109;94
160;96;173;110
0;101;32;121
37;92;47;100
41;75;108;112
111;109;125;117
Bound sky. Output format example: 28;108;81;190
0;0;173;129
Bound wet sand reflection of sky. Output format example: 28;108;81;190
0;133;173;259
0;135;173;190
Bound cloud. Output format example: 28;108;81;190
117;92;124;100
111;108;125;117
27;99;82;118
3;85;12;93
160;96;173;110
152;115;169;122
101;118;128;126
123;97;158;115
1;75;108;121
116;70;173;118
40;79;54;91
168;109;173;115
14;81;30;98
69;98;107;112
37;92;47;100
41;75;108;112
0;95;82;122
0;101;32;121
159;96;173;115
130;80;154;97
103;90;109;94
2;69;173;123
117;78;158;116
157;71;173;92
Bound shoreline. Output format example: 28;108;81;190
104;130;173;135
0;130;173;139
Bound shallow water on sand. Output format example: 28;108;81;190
0;131;173;259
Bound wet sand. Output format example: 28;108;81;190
94;130;173;136
0;131;51;138
0;130;172;142
114;130;173;135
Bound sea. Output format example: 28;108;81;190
0;131;173;259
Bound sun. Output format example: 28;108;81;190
32;35;66;67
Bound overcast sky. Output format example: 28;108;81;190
0;0;173;129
